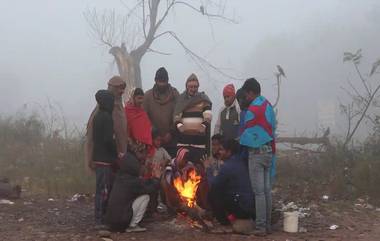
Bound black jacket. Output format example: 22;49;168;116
92;90;117;163
105;152;158;231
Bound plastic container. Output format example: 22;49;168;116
283;211;299;233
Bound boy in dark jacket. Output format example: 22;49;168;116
208;139;255;226
92;90;117;225
105;147;158;232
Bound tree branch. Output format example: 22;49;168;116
354;63;371;97
147;48;172;55
174;1;238;23
164;31;242;80
344;84;380;148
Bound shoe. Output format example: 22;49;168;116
210;223;233;234
126;225;147;233
94;224;108;231
252;228;267;237
157;203;167;213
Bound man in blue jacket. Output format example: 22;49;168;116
240;78;276;236
208;139;254;227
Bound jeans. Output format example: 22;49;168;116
248;150;272;230
95;166;114;224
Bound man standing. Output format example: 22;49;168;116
144;67;179;157
92;90;117;225
85;76;128;171
173;73;212;158
214;84;241;140
107;76;128;159
239;78;276;237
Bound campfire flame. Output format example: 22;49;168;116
173;169;201;208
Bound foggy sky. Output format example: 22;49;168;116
0;0;379;136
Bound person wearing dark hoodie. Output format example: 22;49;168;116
92;90;117;225
85;76;127;172
208;139;255;227
105;145;158;233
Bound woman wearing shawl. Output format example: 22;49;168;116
124;88;154;173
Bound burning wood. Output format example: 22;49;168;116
173;169;201;208
169;168;211;232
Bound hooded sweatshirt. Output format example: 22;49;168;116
92;90;117;164
85;76;128;171
105;152;158;231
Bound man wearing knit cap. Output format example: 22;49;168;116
144;67;179;157
173;73;212;159
214;84;241;140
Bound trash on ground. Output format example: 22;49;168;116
299;227;307;232
0;199;15;205
281;202;310;218
67;193;86;202
329;224;339;230
101;238;113;241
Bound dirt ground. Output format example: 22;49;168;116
1;192;380;241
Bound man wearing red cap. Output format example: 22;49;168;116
214;84;241;140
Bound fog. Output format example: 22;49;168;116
1;0;379;136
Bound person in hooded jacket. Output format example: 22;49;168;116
105;146;159;233
92;90;117;225
85;76;128;172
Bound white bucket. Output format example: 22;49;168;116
283;211;299;233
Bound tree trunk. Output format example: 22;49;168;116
109;46;142;95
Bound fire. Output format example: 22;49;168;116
173;169;201;208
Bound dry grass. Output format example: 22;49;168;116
276;142;380;204
0;109;94;196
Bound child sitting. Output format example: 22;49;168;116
143;130;172;179
142;130;172;214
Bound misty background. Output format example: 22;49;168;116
1;0;379;137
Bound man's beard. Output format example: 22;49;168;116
156;84;169;93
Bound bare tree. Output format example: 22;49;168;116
84;0;238;91
340;49;380;149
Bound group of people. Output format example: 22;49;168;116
85;67;276;236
